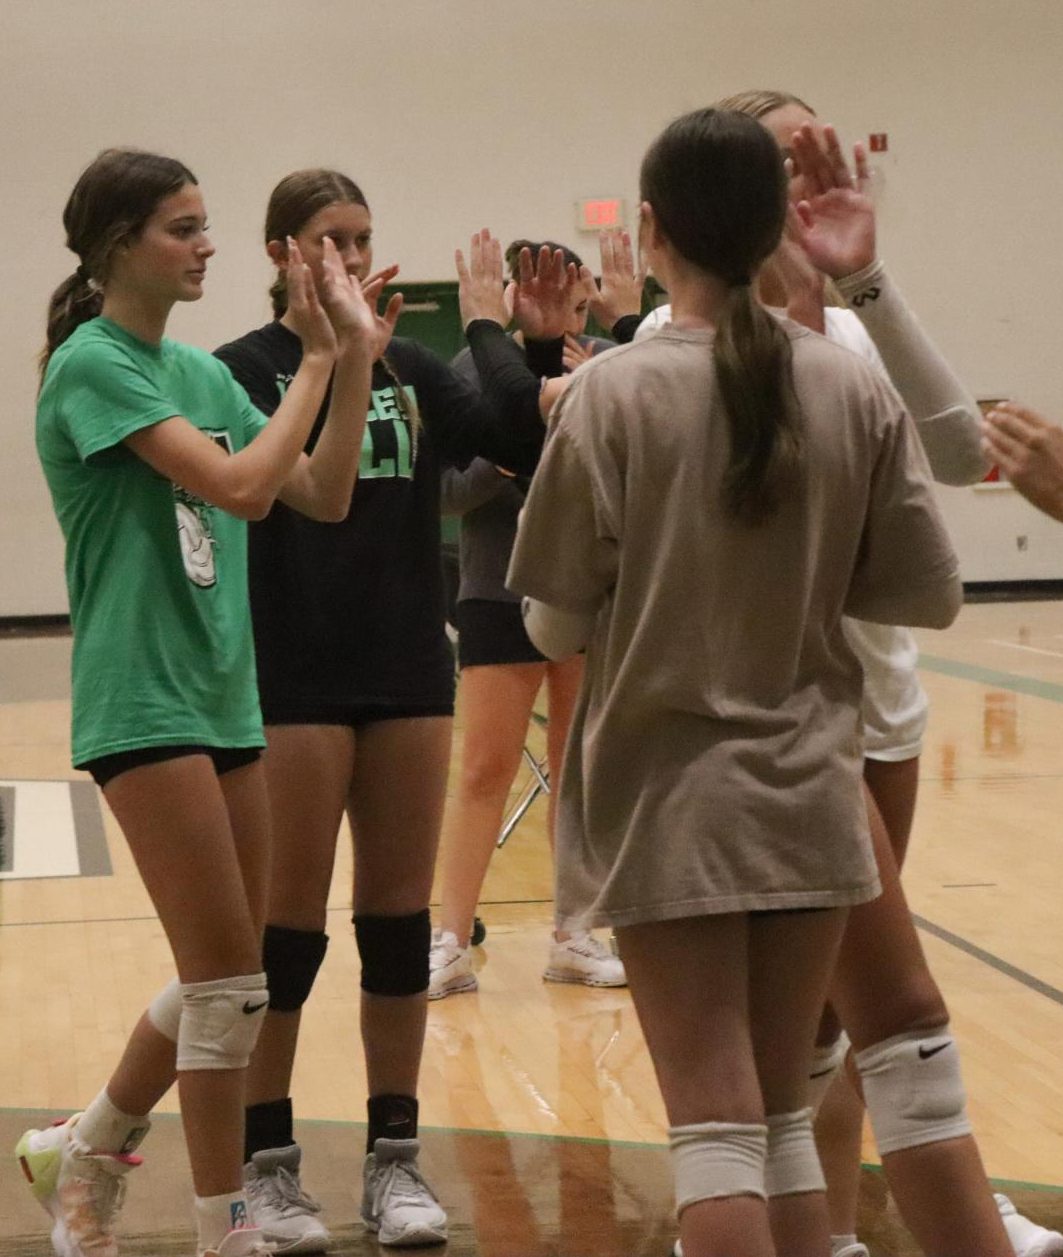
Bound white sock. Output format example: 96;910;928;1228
832;1236;860;1255
77;1088;151;1154
195;1191;251;1250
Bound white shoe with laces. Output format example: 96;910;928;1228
362;1138;447;1246
15;1113;142;1257
428;929;477;1000
543;931;627;987
996;1193;1063;1257
244;1144;328;1253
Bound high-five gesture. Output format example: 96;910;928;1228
578;230;646;331
788;123;877;280
456;229;510;329
315;236;388;358
361;264;404;361
511;243;580;341
982;403;1063;523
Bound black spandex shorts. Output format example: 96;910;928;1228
261;701;454;728
455;599;547;669
81;744;262;789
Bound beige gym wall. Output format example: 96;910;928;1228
4;0;1061;613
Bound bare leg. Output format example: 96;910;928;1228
103;754;269;1198
749;910;848;1257
829;788;1012;1257
349;716;452;1099
542;655;584;854
438;664;543;945
245;724;355;1109
863;755;919;868
814;755;920;1241
618;915;774;1257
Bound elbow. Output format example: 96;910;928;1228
228;490;273;522
930;576;965;629
314;497;350;524
934;450;992;488
911;574;965;630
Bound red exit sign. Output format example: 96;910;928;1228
576;198;626;231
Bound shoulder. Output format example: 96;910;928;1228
824;307;876;356
383;335;441;380
784;313;883;384
635;304;672;340
215;322;292;372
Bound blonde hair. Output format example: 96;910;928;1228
713;89;844;310
713;89;815;120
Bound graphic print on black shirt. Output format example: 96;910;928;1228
213;320;549;714
272;367;416;481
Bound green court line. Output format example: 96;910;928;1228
919;652;1063;704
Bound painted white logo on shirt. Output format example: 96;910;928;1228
173;429;232;588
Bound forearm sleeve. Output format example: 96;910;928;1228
835;261;988;486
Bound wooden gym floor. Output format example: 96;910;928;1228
2;599;1063;1254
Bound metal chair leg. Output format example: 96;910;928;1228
498;746;550;848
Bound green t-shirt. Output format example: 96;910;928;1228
37;317;269;766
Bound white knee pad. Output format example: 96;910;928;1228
147;977;183;1043
177;972;269;1072
764;1108;826;1197
669;1121;767;1213
808;1031;850;1116
855;1025;971;1156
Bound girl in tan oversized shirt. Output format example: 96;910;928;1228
507;107;962;1257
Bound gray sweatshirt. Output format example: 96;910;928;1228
443;338;612;603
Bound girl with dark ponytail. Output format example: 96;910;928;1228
213;173;574;1250
508;108;963;1257
21;147;377;1257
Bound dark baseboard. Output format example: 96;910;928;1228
963;580;1063;603
0;614;71;637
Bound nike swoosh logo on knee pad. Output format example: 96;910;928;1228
918;1041;952;1059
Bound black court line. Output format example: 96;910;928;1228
70;780;111;876
913;913;1063;1007
0;785;13;872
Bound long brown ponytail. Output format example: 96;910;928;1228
640;108;801;524
41;148;197;379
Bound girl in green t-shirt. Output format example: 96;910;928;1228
21;147;390;1257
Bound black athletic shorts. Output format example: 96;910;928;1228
455;599;546;669
81;744;262;789
260;701;454;728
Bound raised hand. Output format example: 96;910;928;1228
760;215;826;332
982;403;1063;523
788;123;877;279
579;230;645;331
361;264;404;360
285;238;338;359
316;236;380;353
455;229;510;329
511;244;578;341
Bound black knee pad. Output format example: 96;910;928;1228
262;924;329;1012
353;909;431;996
